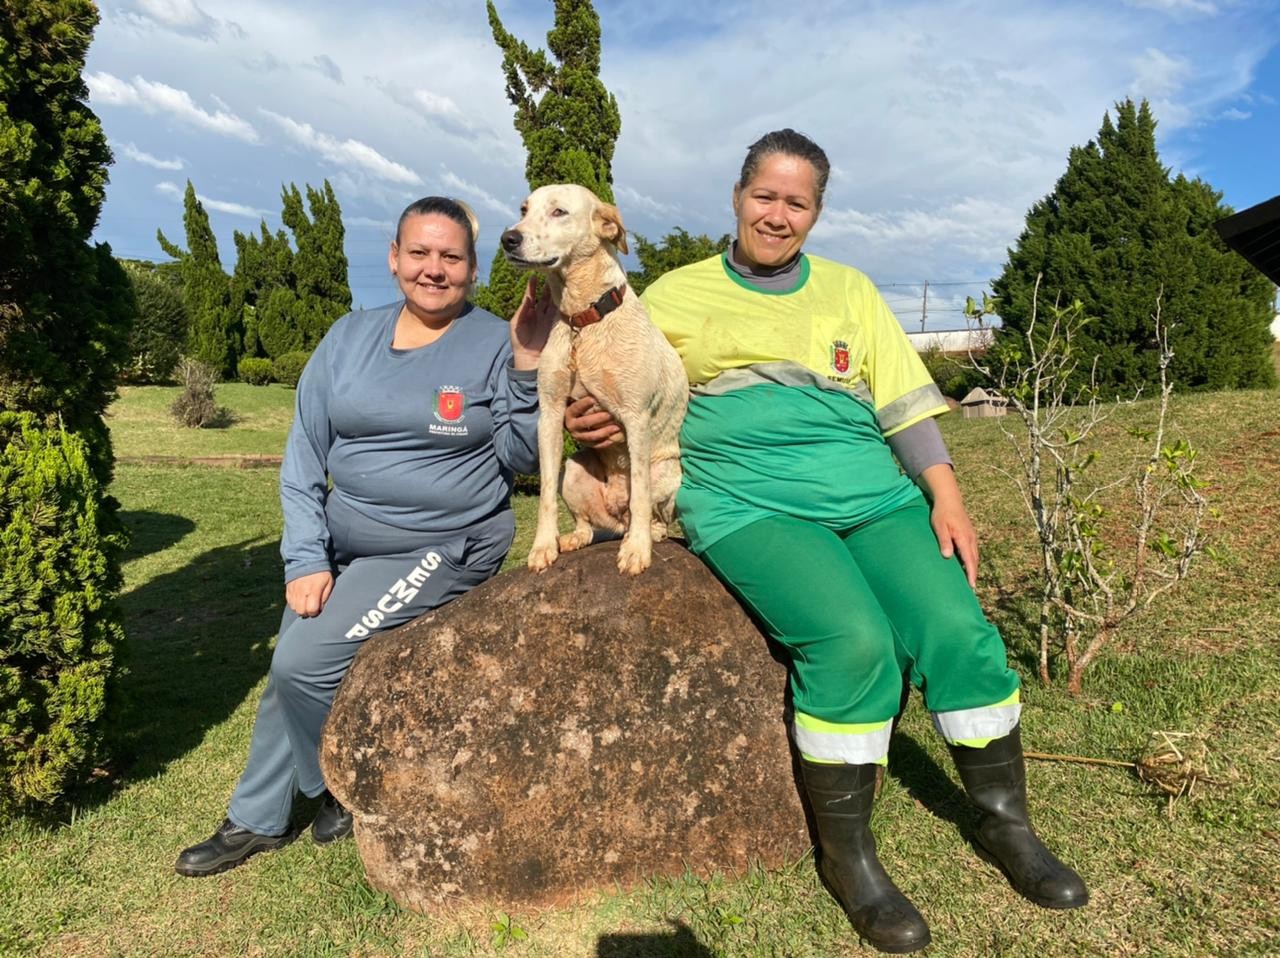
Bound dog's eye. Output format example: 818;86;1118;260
551;208;567;217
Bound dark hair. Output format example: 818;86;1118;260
737;129;831;208
395;196;480;265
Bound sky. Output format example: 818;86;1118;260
84;0;1280;330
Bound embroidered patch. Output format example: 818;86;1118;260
434;387;465;423
831;340;851;375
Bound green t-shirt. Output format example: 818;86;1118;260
641;253;948;552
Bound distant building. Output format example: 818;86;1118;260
960;387;1007;419
904;327;992;354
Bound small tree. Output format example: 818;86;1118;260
474;0;622;318
967;283;1210;693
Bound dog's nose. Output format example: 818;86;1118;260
500;229;522;252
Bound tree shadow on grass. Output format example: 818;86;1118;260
70;531;285;815
118;510;196;563
596;922;715;957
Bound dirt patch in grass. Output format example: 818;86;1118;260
118;455;283;468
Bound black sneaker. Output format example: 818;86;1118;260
311;790;353;845
174;819;295;877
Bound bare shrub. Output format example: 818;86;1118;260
966;280;1211;694
170;358;232;428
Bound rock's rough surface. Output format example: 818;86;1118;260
319;539;809;910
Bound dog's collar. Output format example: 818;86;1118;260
567;283;627;329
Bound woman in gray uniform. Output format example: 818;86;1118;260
175;196;554;876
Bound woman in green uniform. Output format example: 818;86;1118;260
568;130;1087;954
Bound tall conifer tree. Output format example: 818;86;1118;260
993;98;1276;393
475;0;622;317
0;0;134;480
0;0;129;808
157;183;237;376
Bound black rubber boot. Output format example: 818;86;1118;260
948;724;1089;909
174;819;295;877
800;760;931;954
311;790;353;845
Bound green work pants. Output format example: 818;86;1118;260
700;498;1020;764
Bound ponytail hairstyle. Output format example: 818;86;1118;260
737;129;832;209
395;196;480;267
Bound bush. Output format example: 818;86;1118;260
237;357;274;385
0;413;126;810
170;358;231;428
121;265;188;384
273;350;312;388
920;345;982;400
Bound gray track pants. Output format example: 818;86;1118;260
227;509;509;836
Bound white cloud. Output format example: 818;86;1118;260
346;216;395;231
260;110;423;186
121;142;184;171
1131;47;1192;99
380;86;508;153
614;184;682;221
411;89;465;119
86;72;259;143
1220;107;1252;120
813;197;1024;264
439;170;516;220
135;0;215;31
156;180;264;219
1130;48;1195;128
119;0;242;40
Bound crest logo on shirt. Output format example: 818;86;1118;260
831;340;851;375
434;386;465;423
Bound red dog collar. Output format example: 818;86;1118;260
568;283;627;328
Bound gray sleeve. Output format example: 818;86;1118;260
490;348;541;475
885;416;952;479
279;337;338;582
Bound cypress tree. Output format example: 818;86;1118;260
280;181;351;348
0;0;134;483
475;0;622;318
993;98;1276;394
0;0;129;809
157;183;237;377
231;222;296;360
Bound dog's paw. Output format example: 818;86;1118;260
527;543;560;572
650;521;669;543
616;538;651;576
558;529;593;553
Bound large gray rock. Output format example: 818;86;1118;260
319;539;809;910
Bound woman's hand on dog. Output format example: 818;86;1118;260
286;570;334;618
565;395;624;448
510;276;558;370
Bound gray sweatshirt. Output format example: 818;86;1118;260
280;301;540;582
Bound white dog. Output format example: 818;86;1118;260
501;184;687;575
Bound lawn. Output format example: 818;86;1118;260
1;385;1277;957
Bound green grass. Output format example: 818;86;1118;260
2;386;1278;956
107;383;297;459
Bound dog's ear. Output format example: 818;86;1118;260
593;202;628;255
